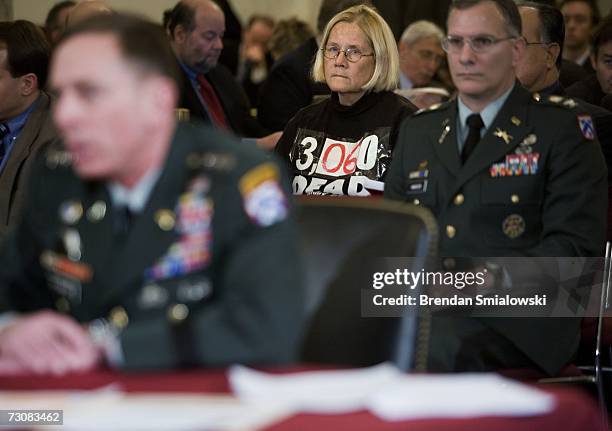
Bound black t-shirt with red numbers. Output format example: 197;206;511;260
275;91;416;196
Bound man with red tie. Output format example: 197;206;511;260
167;0;279;149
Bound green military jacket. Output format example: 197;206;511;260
385;83;607;374
0;123;304;370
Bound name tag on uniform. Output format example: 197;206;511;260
405;179;428;194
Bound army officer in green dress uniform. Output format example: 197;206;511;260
0;14;303;375
385;0;607;375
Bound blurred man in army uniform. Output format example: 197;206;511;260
386;0;607;375
0;14;302;375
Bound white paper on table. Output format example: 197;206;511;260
368;373;556;421
229;363;400;414
0;388;291;431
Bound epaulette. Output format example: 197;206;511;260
532;93;578;109
533;93;595;140
186;151;236;172
45;148;72;169
414;99;452;116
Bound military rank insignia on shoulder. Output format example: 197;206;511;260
414;100;451;116
239;163;288;227
546;95;579;109
186;151;236;172
45;148;73;169
533;94;578;110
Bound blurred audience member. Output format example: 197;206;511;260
396;86;450;109
237;15;274;107
566;16;612;105
44;0;75;45
0;20;56;244
561;0;600;73
398;20;445;89
258;0;371;133
166;0;276;148
268;18;314;62
275;5;416;196
66;1;113;28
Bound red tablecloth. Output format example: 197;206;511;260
0;368;605;431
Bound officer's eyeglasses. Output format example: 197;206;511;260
441;35;517;53
322;45;374;62
524;39;554;48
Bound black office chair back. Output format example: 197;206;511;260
295;196;438;370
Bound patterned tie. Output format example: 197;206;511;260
196;74;229;130
461;113;484;164
0;123;9;164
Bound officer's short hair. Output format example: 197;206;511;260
400;20;445;47
60;14;180;84
592;16;612;58
449;0;522;37
0;20;50;89
518;2;565;70
312;4;400;92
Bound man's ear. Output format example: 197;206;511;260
591;52;597;70
512;36;526;67
547;43;561;69
173;24;188;44
19;73;38;96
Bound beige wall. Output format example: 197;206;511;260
10;0;612;30
12;0;323;29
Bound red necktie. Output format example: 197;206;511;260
196;74;229;130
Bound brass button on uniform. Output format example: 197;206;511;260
155;210;176;231
511;194;520;204
168;303;189;323
109;306;129;329
446;225;456;238
454;194;464;205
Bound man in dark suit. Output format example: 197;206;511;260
566;17;612;106
0;14;303;375
516;2;612;181
385;0;607;375
0;21;57;245
166;0;279;149
560;0;599;74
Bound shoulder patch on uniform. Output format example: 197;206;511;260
239;163;288;227
186;151;236;171
577;115;596;140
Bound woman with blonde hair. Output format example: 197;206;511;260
274;4;416;196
